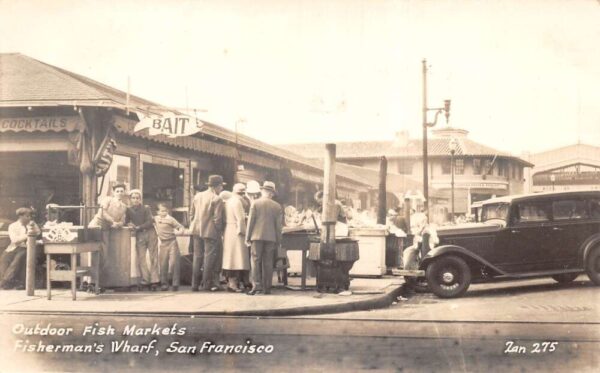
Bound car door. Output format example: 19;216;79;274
495;199;553;273
548;198;595;270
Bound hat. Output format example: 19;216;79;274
232;183;246;194
246;180;260;194
206;175;226;187
260;181;277;194
219;191;232;201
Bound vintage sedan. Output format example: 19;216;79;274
418;190;600;298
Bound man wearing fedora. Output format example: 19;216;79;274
245;181;283;295
190;175;225;291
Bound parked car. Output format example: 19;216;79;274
418;190;600;298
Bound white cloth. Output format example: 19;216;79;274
6;221;28;253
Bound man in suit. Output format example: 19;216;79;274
189;175;225;291
245;181;283;295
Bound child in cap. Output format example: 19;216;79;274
154;203;184;291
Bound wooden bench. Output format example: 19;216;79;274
45;242;100;300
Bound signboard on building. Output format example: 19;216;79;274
133;115;204;138
0;116;83;132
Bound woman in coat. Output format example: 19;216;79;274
222;183;251;292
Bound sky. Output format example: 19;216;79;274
1;0;599;155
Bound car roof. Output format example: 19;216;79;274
480;190;600;206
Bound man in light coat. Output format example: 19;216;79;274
245;181;283;295
189;175;225;291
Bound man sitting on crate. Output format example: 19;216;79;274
402;216;439;271
0;208;42;290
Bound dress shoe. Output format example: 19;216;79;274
247;289;261;296
15;284;26;291
210;286;220;292
161;285;169;291
171;286;179;292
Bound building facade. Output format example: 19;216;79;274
523;143;600;194
286;127;532;219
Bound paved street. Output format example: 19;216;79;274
1;276;597;372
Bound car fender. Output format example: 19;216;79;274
579;233;600;267
419;244;507;275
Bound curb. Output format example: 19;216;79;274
0;282;405;318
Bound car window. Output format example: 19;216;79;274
591;199;600;219
516;201;550;223
552;200;589;221
481;203;509;223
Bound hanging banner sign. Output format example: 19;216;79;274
133;115;204;138
0;116;83;133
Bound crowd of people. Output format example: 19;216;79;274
0;175;286;295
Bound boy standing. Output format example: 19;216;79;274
154;203;184;291
126;189;159;291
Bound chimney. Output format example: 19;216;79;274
393;130;410;148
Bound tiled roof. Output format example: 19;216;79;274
285;137;533;166
0;53;370;187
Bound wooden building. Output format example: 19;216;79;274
0;53;369;228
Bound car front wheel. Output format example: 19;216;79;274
585;247;600;286
426;256;471;298
551;273;579;284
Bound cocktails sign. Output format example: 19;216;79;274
133;115;204;138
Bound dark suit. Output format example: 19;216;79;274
245;196;283;293
190;189;224;290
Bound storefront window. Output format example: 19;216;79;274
97;154;133;199
0;152;79;227
142;162;185;213
441;159;451;175
473;159;482;175
454;159;464;175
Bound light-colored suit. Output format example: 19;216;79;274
189;189;224;290
245;196;283;293
222;195;250;271
190;189;224;239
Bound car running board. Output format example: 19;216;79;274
393;269;425;277
494;269;583;279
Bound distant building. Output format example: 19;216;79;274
286;126;533;219
523;143;600;193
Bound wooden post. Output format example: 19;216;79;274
404;197;411;231
377;156;387;225
321;144;337;246
26;221;39;296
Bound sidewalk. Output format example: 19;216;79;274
0;276;404;317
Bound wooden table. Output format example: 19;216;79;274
45;242;100;300
281;230;317;290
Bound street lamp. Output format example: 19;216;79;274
422;59;451;217
448;137;458;223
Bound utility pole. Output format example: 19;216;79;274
422;60;429;216
421;59;451;218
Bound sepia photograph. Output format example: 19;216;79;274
0;0;599;371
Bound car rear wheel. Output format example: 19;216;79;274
551;273;579;284
585;247;600;286
426;256;471;298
